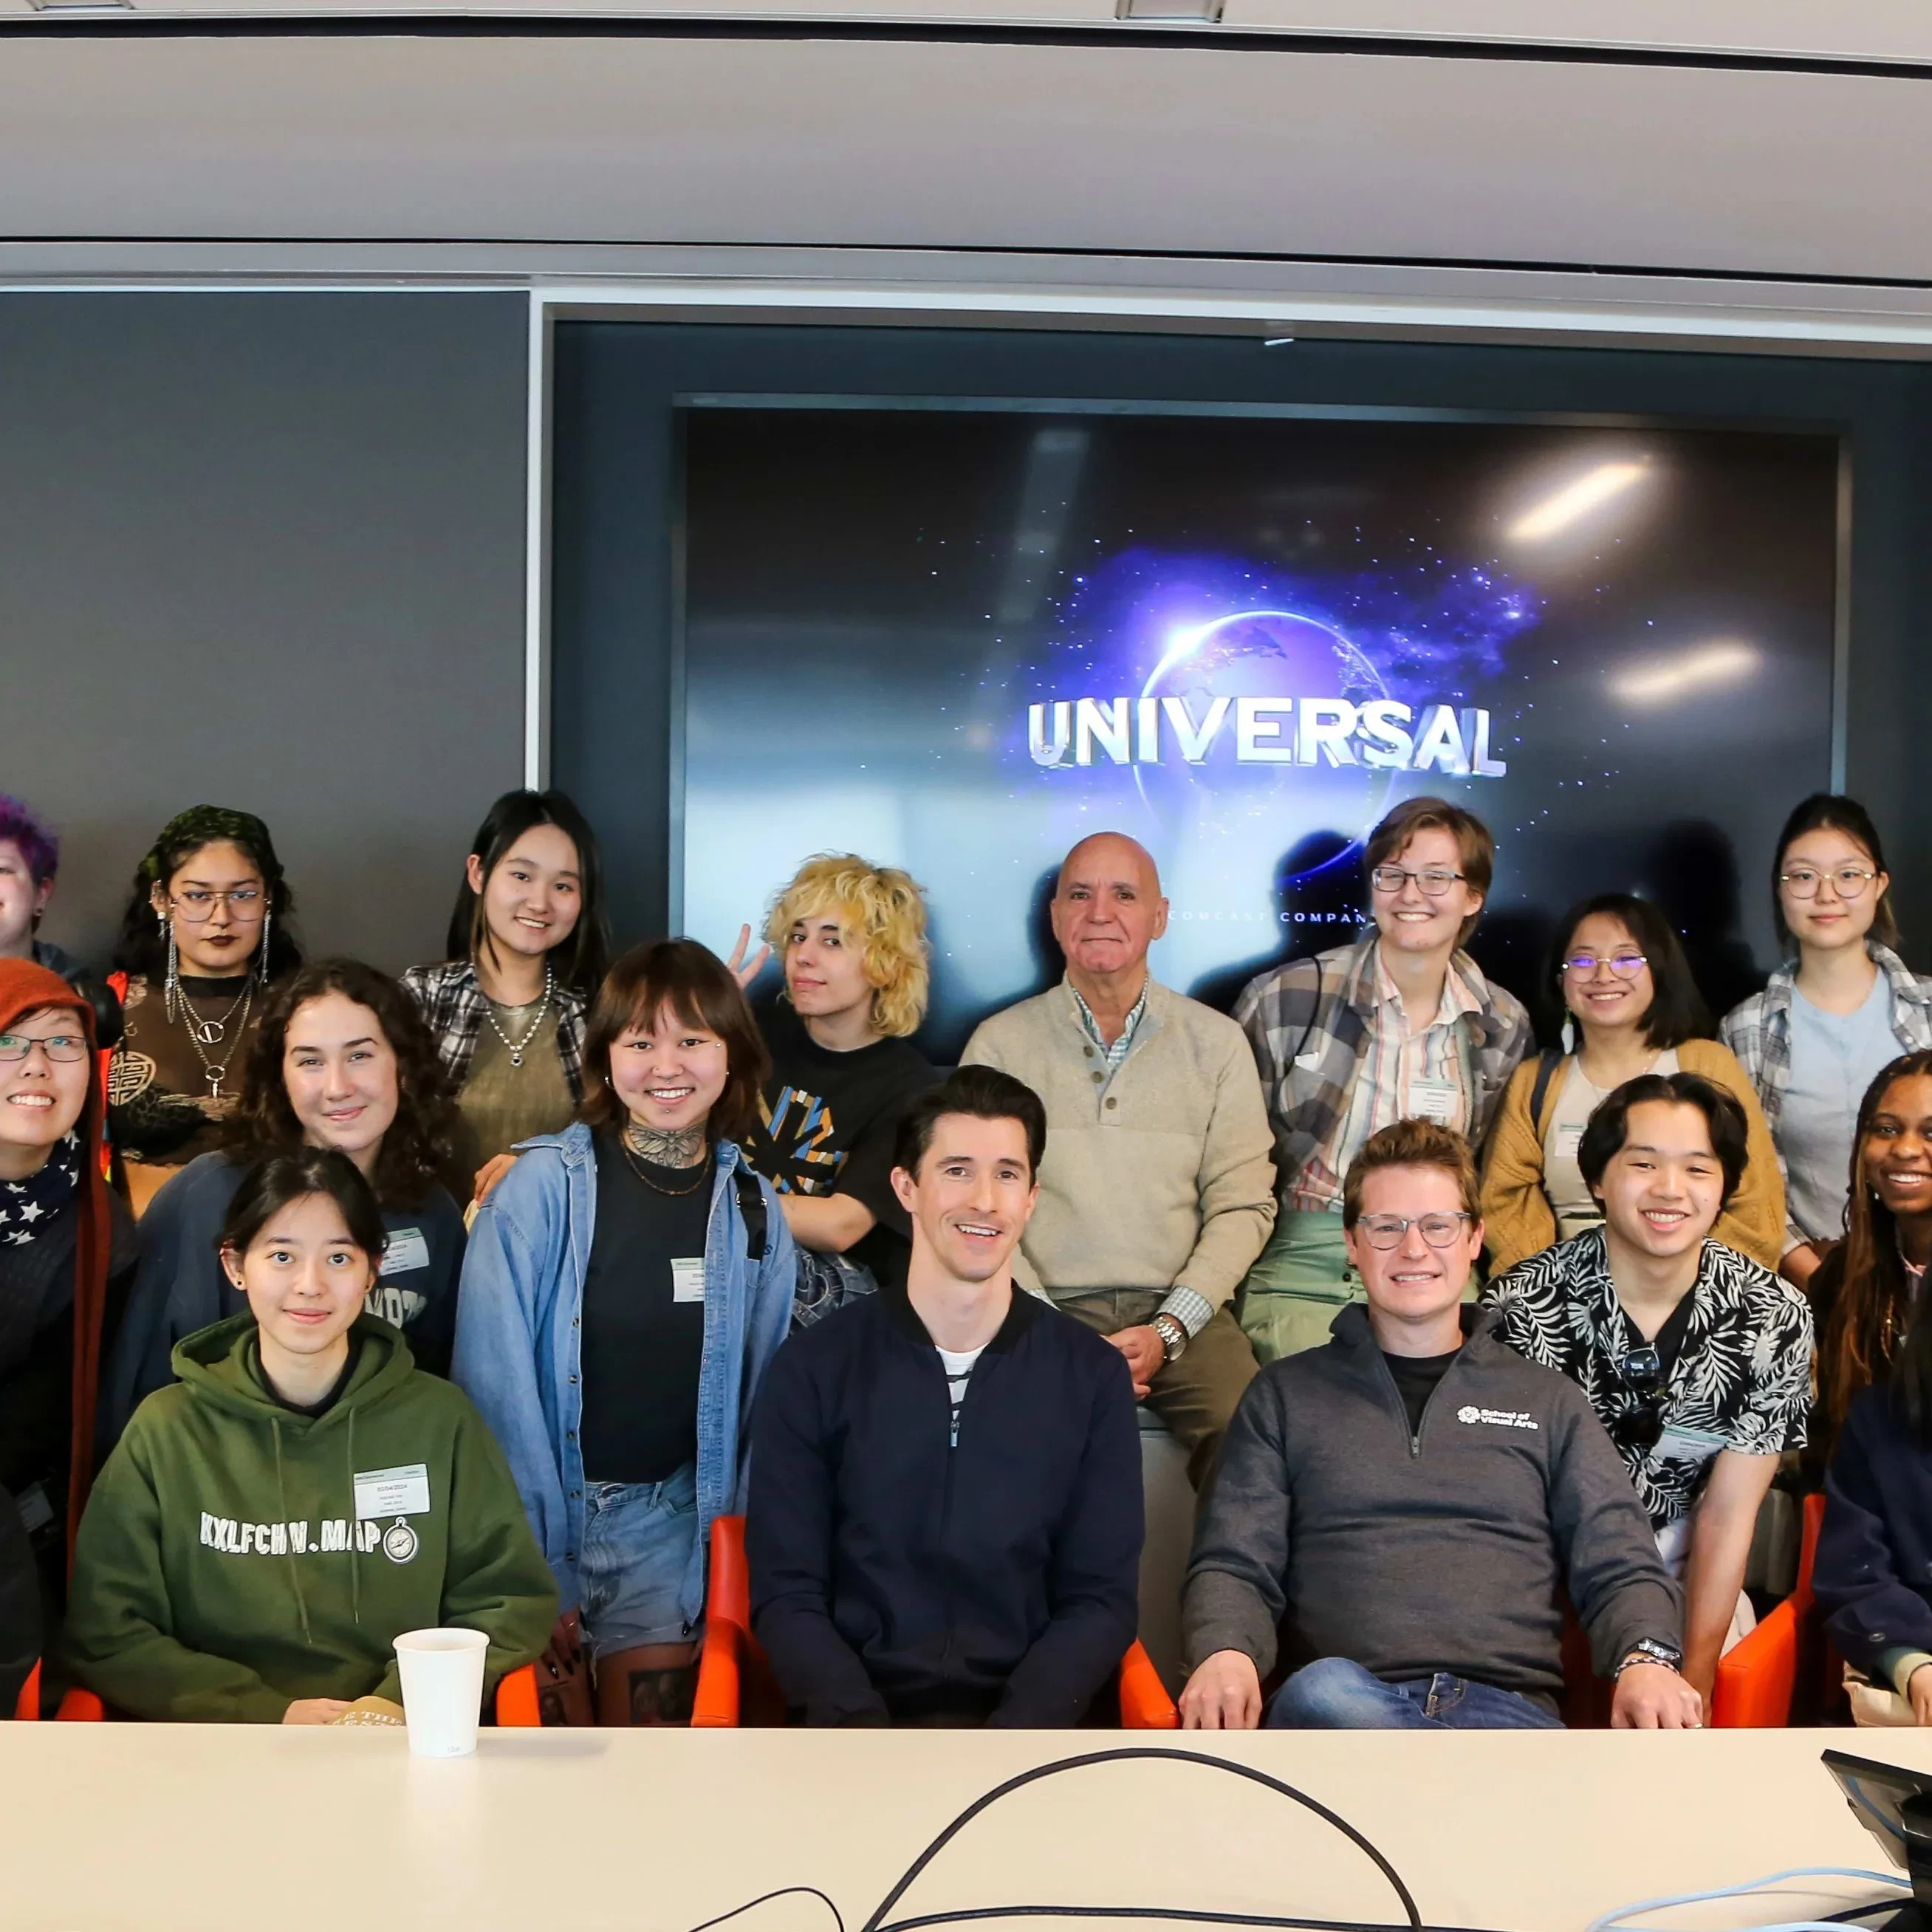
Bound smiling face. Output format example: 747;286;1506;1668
784;914;874;1027
1371;825;1484;960
1779;824;1887;958
467;823;582;969
1862;1073;1932;1223
0;1003;90;1179
608;998;730;1139
222;1191;374;1365
1049;835;1168;986
1592;1098;1726;1261
0;840;52;962
1344;1163;1482;1330
281;993;399;1176
891;1111;1039;1287
149;839;267;978
1561;911;1656;1041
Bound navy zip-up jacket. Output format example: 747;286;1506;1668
747;1280;1143;1727
1815;1382;1932;1687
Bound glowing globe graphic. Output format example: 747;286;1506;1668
1136;609;1397;872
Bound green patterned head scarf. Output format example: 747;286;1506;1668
140;805;285;893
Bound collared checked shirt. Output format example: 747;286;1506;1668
400;958;588;1101
1484;1228;1815;1530
1233;937;1532;1216
1720;941;1932;1251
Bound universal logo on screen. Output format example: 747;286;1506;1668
1024;607;1509;780
1027;693;1507;777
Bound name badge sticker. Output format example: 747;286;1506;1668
671;1257;707;1304
1407;1078;1460;1125
1553;1124;1585;1159
354;1464;433;1521
1652;1425;1726;1467
382;1227;431;1276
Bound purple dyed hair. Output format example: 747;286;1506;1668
0;795;58;885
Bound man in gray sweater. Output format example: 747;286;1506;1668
1181;1117;1699;1730
962;832;1274;1485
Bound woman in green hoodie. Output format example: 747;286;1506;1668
65;1148;556;1723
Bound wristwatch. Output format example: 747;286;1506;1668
1150;1312;1190;1363
1614;1639;1684;1677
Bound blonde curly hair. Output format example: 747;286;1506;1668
764;854;931;1040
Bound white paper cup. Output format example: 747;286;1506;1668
393;1628;489;1758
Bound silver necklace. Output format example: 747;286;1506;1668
179;981;255;1097
485;965;554;1069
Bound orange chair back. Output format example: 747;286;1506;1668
494;1662;542;1727
13;1659;41;1721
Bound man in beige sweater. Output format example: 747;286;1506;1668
962;833;1275;1484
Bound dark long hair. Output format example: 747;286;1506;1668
219;1147;388;1270
1890;1244;1932;1453
578;939;768;1147
1541;893;1713;1051
112;805;303;981
1820;1050;1932;1442
229;959;457;1209
444;789;611;997
1772;793;1900;952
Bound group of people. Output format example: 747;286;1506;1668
2;777;1931;1736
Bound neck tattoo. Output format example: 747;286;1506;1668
625;1122;707;1169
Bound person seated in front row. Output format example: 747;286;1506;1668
64;1148;555;1723
1180;1117;1696;1732
748;1065;1143;1726
103;959;467;1443
962;832;1275;1488
1814;1283;1932;1727
1484;1072;1813;1712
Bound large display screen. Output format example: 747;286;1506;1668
679;403;1840;1055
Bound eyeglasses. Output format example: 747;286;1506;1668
1779;865;1879;900
1355;1211;1474;1250
1610;1342;1667;1453
0;1031;89;1063
1370;866;1467;898
1561;951;1648;981
170;888;265;924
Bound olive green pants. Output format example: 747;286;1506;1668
1235;1210;1363;1366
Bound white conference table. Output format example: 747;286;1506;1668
2;1722;1924;1932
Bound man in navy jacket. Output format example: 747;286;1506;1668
748;1064;1143;1726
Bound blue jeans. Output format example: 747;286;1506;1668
578;1464;700;1657
1267;1657;1564;1730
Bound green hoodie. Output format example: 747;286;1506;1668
66;1312;557;1722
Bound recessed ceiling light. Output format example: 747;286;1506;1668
1117;0;1226;19
26;1;136;13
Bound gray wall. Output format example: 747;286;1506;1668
0;291;530;976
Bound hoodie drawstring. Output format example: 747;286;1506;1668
273;1419;312;1645
346;1408;362;1627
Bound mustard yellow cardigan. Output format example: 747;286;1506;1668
1478;1035;1787;1277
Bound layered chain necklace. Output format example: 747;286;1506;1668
177;980;256;1097
620;1125;712;1196
485;965;555;1070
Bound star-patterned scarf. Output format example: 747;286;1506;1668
0;1129;80;1249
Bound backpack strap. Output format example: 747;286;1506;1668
1527;1049;1565;1131
733;1165;768;1264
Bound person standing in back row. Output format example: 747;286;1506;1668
1233;798;1532;1363
1722;795;1932;1290
961;832;1274;1487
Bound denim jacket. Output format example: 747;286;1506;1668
451;1122;795;1629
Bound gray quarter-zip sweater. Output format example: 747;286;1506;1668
1184;1304;1680;1706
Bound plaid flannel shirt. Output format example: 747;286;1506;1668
400;959;587;1102
1719;941;1932;1251
1232;936;1532;1204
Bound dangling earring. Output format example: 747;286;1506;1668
163;915;182;1024
1561;1015;1577;1056
257;907;273;986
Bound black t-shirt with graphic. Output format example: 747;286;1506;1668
744;1002;941;1287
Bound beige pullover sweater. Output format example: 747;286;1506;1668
962;977;1276;1312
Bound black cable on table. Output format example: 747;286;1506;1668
690;1886;848;1932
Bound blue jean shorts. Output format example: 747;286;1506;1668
578;1462;700;1657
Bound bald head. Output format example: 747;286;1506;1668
1051;832;1169;991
